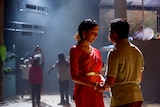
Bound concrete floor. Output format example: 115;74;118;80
0;94;160;107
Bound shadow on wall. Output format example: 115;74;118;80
132;40;160;103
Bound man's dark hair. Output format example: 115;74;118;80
110;18;130;39
58;53;65;61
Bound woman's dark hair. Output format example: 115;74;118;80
78;19;98;39
110;18;130;39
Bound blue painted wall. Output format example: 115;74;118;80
4;74;16;98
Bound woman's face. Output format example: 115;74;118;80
83;26;98;43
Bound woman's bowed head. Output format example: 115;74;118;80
73;19;98;42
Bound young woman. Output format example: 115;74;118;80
70;19;105;107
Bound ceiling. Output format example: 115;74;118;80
99;0;160;11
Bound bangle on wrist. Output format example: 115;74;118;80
94;82;98;90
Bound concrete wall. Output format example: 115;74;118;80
4;74;16;98
132;40;160;103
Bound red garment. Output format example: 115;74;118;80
29;65;43;85
116;101;143;107
70;45;105;107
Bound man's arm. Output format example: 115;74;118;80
96;76;116;92
140;72;143;83
48;64;56;75
104;76;116;88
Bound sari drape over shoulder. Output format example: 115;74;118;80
70;45;105;107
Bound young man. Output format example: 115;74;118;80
103;18;145;107
48;53;70;105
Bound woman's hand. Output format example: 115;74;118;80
95;82;105;92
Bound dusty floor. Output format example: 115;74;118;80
0;94;160;107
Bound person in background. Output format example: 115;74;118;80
101;18;144;107
48;53;70;105
29;58;43;107
66;56;74;101
133;26;143;40
69;19;105;107
32;45;45;68
19;58;31;99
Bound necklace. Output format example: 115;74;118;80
79;45;92;53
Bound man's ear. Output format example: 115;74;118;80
112;31;119;40
111;31;119;43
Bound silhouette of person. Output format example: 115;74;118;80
48;53;70;105
32;45;44;68
66;56;74;101
19;58;31;98
29;58;43;107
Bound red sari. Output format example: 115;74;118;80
70;45;105;107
